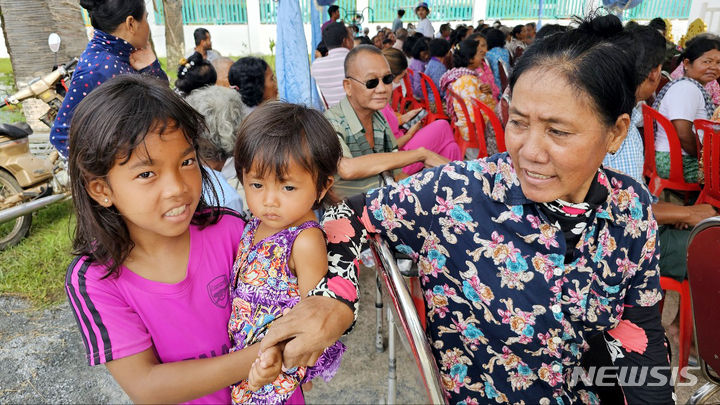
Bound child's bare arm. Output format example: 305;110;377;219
247;345;284;391
290;227;330;297
105;344;259;403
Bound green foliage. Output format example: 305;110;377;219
0;200;74;307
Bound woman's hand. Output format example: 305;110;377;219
260;296;353;369
399;108;422;125
479;83;492;94
129;46;157;71
247;345;283;391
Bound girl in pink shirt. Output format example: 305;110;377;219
65;75;272;404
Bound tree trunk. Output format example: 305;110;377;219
162;0;184;67
0;0;86;83
0;0;87;129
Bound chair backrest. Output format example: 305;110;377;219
695;119;720;207
472;98;506;153
513;47;524;64
418;71;443;114
497;59;509;94
499;93;510;127
687;216;720;384
399;68;420;113
446;88;487;155
391;86;403;112
641;103;699;195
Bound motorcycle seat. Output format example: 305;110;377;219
0;122;33;139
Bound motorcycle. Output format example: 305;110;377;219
0;34;75;250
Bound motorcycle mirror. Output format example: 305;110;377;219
48;33;61;53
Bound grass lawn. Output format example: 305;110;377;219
0;200;74;307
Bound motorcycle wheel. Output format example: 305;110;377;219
0;170;32;250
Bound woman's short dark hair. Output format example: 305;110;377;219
228;57;269;107
509;15;635;127
681;34;720;64
484;28;506;49
429;38;451;58
316;41;328;57
411;37;429;59
615;26;666;86
512;24;525;38
648;17;666;33
175;53;217;95
450;26;470;47
453;39;479;68
79;0;145;33
402;34;420;57
68;75;220;277
535;24;568;41
234;101;341;208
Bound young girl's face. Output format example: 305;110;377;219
243;158;331;232
89;126;202;243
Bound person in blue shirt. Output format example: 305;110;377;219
424;38;450;102
51;0;168;157
484;27;511;93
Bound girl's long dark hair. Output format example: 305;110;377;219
68;75;220;277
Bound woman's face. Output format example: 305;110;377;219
684;49;720;85
505;68;628;203
263;67;278;102
129;10;150;49
468;39;487;69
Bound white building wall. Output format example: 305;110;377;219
0;0;698;59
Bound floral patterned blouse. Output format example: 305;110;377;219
321;153;671;404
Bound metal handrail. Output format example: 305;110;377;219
369;235;447;404
372;170;447;404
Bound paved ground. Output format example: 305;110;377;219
0;269;717;404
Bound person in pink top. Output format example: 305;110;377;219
64;76;354;404
381;47;461;174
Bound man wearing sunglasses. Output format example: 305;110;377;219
324;45;449;198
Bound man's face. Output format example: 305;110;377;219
344;53;393;112
203;33;212;51
332;10;340;20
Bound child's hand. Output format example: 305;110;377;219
247;345;283;391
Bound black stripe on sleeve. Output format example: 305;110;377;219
64;257;97;365
77;261;114;363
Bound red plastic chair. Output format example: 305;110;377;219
397;68;422;114
694;119;720;209
658;276;693;381
417;72;448;123
446;88;487;158
641;103;702;197
687;217;720;403
472;98;506;153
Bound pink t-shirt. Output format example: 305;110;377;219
65;210;245;404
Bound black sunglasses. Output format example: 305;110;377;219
346;74;395;89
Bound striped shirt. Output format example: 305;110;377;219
324;96;398;198
65;212;245;404
311;47;350;108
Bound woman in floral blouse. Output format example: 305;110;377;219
318;17;673;404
